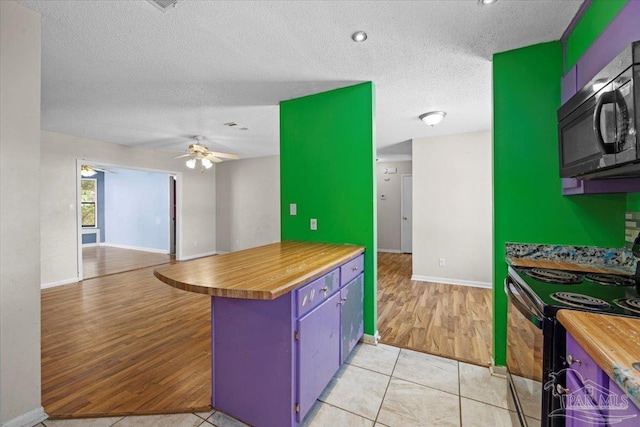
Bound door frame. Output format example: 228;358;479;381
76;159;183;281
400;173;412;254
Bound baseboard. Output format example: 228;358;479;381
215;251;229;255
41;277;78;289
361;330;380;345
81;242;100;247
1;406;47;427
377;248;402;253
102;243;169;254
178;251;217;261
411;275;492;289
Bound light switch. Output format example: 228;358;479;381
310;218;317;231
290;203;297;215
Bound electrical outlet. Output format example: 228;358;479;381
290;203;297;216
439;258;445;267
310;218;317;231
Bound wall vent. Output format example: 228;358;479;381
147;0;179;12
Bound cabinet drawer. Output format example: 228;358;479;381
566;333;609;406
295;269;339;317
340;254;364;287
564;370;606;427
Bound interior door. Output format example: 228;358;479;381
401;174;412;254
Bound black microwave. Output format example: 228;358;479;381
558;41;639;180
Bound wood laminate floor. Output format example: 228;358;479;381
377;252;493;366
41;266;211;419
42;250;493;419
82;246;174;279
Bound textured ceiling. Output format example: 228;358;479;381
19;0;582;159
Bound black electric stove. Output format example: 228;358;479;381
509;266;640;318
505;266;640;427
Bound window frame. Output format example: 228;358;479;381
81;178;98;228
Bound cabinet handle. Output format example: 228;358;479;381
352;266;359;271
567;354;581;366
338;297;347;304
556;384;570;395
320;287;328;292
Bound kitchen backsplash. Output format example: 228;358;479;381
506;243;636;272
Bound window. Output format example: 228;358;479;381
81;178;97;227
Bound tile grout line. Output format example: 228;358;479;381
372;347;402;425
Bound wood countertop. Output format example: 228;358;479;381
557;310;640;408
507;258;632;275
154;241;365;300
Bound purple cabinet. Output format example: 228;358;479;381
211;256;365;427
296;292;341;422
564;332;640;427
340;274;364;363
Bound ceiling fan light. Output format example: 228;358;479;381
185;158;196;169
81;165;97;177
419;111;446;127
201;158;213;169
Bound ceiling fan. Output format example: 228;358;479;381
81;164;114;177
174;136;239;172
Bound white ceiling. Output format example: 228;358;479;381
19;0;582;160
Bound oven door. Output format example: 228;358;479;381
506;276;545;427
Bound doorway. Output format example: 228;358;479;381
401;174;412;254
76;160;181;280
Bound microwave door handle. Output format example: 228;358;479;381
593;91;617;154
504;278;543;328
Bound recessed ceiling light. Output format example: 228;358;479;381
419;111;447;127
477;0;497;5
352;31;367;42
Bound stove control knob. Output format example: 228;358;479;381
556;384;570;395
567;354;582;366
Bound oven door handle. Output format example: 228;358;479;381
504;277;543;328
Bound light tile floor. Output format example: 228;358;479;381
36;343;540;427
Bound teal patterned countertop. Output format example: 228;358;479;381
506;243;636;274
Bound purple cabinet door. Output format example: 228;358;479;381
296;291;341;422
565;371;606;427
340;274;364;364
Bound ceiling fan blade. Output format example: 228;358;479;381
204;153;223;163
173;153;191;159
207;151;240;160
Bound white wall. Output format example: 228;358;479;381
216;156;280;253
377;161;412;252
0;2;47;426
41;131;217;286
412;130;492;287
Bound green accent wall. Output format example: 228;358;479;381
492;42;626;366
565;0;629;71
280;82;377;335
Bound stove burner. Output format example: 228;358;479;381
550;292;610;309
584;273;636;287
614;298;640;315
526;269;582;284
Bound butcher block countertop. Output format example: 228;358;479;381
507;258;632;275
557;310;640;408
154;241;365;300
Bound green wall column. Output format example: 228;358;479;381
280;82;377;336
492;42;625;366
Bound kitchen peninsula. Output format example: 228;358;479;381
154;241;365;427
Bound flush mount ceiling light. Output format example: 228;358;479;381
477;0;497;5
419;111;447;127
352;31;368;42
